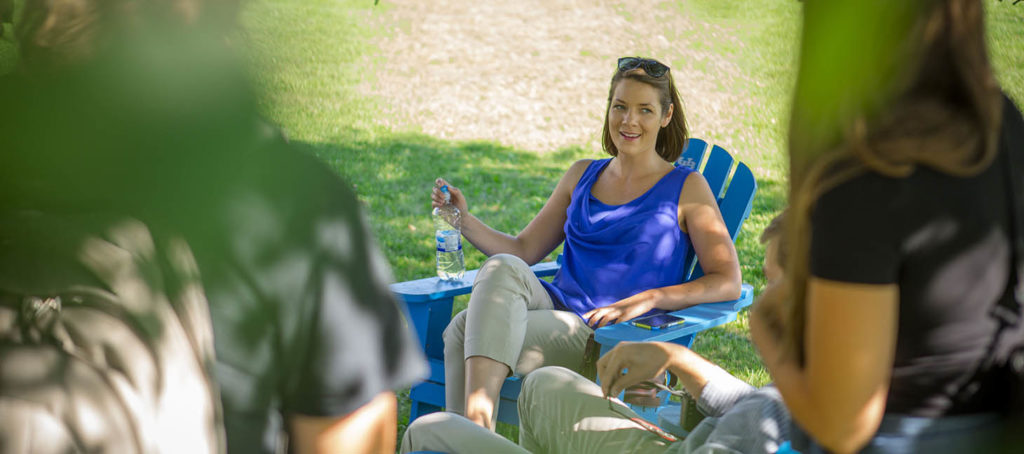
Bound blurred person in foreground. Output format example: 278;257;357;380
0;1;427;453
400;211;792;454
750;0;1024;452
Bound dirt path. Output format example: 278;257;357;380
366;0;751;154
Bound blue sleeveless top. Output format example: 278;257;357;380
540;158;693;317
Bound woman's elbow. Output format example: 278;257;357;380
811;406;885;454
701;267;741;301
725;280;742;301
718;268;742;300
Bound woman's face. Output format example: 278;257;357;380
608;78;673;157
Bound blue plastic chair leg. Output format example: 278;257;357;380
410;400;443;424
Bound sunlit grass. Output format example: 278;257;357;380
988;0;1024;106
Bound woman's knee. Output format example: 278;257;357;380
471;253;538;311
521;366;576;404
401;412;458;453
477;253;531;281
518;366;581;426
442;310;468;347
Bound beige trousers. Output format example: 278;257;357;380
401;366;673;454
442;254;593;420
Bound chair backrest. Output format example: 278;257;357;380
675;138;757;280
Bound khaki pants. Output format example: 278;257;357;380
443;254;593;422
401;366;674;454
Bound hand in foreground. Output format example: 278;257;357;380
582;290;659;329
597;341;675;398
431;178;469;214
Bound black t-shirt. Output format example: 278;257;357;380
810;96;1024;417
186;145;428;453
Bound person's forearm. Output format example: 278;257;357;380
649;272;743;311
666;342;758;417
460;213;554;264
665;344;713;397
750;280;896;453
750;310;883;454
459;212;523;258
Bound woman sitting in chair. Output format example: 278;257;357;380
401;212;792;454
431;56;742;430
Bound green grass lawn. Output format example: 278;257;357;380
989;0;1024;104
2;0;1023;449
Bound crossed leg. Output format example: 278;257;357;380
442;253;591;429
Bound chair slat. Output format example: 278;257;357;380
702;145;735;199
676;138;708;171
719;162;757;241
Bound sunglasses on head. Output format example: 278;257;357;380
617;57;670;78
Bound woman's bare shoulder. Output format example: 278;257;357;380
555;158;597;197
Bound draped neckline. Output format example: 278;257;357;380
587;159;679;208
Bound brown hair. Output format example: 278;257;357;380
760;209;789;270
601;62;689;163
781;0;1002;364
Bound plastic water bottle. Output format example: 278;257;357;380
433;185;465;280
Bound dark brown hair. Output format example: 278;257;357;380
760;209;789;270
601;62;689;163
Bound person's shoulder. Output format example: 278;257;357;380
569;158;599;171
680;169;711;196
563;158;597;180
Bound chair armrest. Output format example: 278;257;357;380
390;260;561;303
593;283;753;350
390;269;479;303
390;260;562;361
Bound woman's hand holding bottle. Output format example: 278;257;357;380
432;178;469;215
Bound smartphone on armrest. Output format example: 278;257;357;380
629;313;686;330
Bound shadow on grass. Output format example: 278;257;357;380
295;128;789;284
291;128;591;282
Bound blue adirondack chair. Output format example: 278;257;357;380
391;138;757;426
